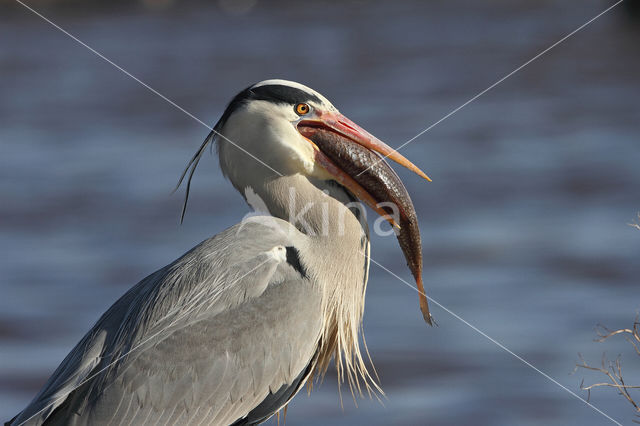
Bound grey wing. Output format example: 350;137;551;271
10;219;322;426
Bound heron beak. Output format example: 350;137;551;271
297;111;430;229
301;111;431;182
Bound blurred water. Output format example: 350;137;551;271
1;1;639;425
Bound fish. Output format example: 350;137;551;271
303;127;433;325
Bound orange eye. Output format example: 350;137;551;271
295;103;310;115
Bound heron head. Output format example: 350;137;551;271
215;79;337;179
206;79;430;226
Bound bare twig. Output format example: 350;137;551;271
577;315;640;422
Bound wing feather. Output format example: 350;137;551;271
9;219;322;426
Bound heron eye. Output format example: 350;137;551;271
295;103;310;115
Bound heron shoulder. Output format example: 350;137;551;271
9;218;316;426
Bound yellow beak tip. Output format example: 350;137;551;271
419;172;432;182
411;167;431;182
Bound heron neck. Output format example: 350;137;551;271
243;173;377;393
252;174;368;242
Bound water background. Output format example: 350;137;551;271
1;1;639;424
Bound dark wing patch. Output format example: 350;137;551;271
230;353;316;426
285;246;308;279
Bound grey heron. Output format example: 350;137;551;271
7;79;431;425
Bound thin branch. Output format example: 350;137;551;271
577;317;640;418
582;382;640;391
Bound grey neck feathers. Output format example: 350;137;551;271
241;174;379;395
260;175;367;238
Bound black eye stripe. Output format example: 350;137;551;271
214;83;323;131
249;85;322;106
